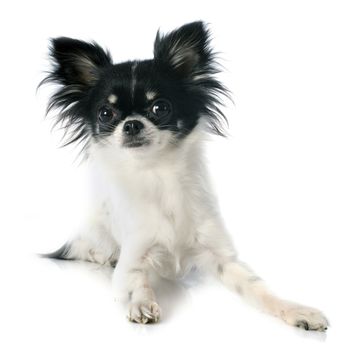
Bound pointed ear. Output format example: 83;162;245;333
39;38;112;148
47;37;112;87
153;21;214;77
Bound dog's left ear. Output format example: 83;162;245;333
154;21;214;78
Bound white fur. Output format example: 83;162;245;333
146;91;157;100
64;118;328;329
177;120;183;129
108;94;118;104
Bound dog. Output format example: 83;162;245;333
40;21;328;330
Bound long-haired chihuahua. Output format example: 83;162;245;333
40;21;328;330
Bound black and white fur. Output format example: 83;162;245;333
41;21;328;330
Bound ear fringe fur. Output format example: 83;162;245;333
38;38;112;149
154;21;231;136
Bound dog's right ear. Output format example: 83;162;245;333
39;38;113;147
44;37;112;88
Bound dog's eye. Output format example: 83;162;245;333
151;100;172;119
98;106;117;123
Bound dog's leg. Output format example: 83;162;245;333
214;259;328;331
196;220;328;331
112;244;161;324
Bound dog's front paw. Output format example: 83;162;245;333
281;303;329;331
127;300;161;324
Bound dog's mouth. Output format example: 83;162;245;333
123;137;150;148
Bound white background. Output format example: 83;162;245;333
0;1;349;349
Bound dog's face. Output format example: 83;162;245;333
88;59;200;152
43;22;228;154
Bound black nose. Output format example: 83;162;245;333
123;120;144;136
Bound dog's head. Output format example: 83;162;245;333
42;22;229;155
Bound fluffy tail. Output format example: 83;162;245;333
39;242;74;260
40;236;119;267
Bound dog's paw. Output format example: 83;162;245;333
127;301;161;324
281;303;329;331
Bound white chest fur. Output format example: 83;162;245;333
87;129;216;277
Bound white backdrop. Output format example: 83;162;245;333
0;1;349;349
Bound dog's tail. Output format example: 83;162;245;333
39;236;119;267
39;242;74;260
